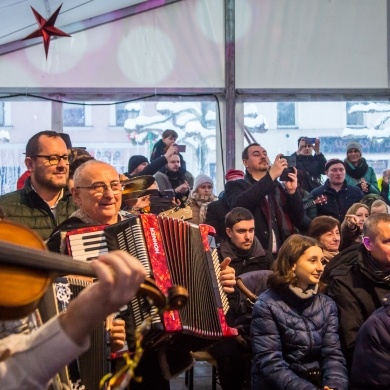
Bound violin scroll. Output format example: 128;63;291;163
138;278;188;311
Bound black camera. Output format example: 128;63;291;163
280;155;296;181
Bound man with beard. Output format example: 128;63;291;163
0;130;77;241
153;154;192;204
0;131;78;389
224;143;304;255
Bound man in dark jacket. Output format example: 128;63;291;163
350;294;390;389
0;130;77;241
211;207;274;390
291;136;327;192
325;213;390;369
311;158;364;222
224;143;304;255
219;207;274;277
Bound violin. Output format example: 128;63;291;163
0;220;187;320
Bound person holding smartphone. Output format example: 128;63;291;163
224;143;304;256
291;136;327;192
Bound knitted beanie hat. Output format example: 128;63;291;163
128;155;148;173
346;141;362;155
325;158;345;171
193;174;213;192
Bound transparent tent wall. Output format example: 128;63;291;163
242;101;390;179
0;99;218;194
2;98;390;196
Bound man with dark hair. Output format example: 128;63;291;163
224;143;304;255
311;158;364;221
291;136;327;192
222;206;274;277
211;207;273;390
325;213;390;369
0;130;77;240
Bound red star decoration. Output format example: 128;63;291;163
22;4;71;59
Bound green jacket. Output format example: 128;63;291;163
0;178;78;241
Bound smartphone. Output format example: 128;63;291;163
280;155;296;181
282;155;296;167
280;167;294;181
176;145;186;153
304;137;316;145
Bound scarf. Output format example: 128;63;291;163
344;157;369;180
322;249;339;264
289;283;318;299
227;236;266;259
190;192;217;224
365;251;390;285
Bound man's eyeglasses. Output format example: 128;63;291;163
76;182;123;194
302;145;313;148
30;154;70;165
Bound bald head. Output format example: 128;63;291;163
73;160;119;187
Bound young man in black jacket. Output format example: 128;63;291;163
212;207;274;390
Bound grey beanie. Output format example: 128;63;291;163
346;141;362;155
193;174;213;192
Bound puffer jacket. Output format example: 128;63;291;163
0;178;77;240
251;287;348;390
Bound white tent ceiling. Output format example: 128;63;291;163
0;0;180;53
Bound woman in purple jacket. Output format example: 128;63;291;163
251;235;348;390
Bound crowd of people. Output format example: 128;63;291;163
0;130;390;389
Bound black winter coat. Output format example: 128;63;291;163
291;152;326;192
325;245;390;368
204;191;230;243
251;287;348;390
310;179;364;222
350;294;390;389
224;171;304;252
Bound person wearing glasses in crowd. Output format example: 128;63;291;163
291;136;327;192
0;130;78;241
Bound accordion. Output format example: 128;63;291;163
65;213;237;351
